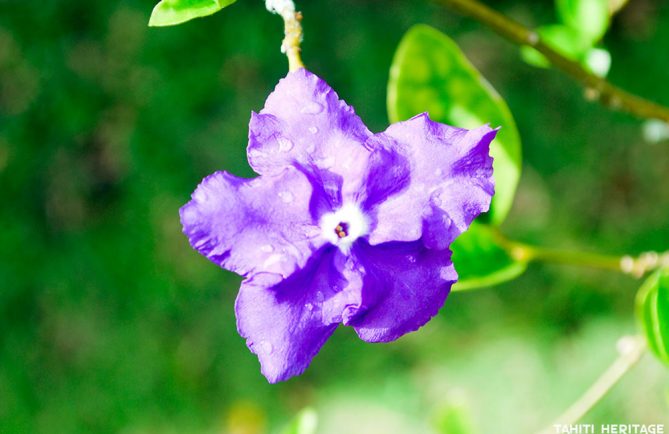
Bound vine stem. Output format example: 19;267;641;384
265;0;305;71
437;0;669;123
536;336;646;434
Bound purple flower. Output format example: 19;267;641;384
180;69;497;383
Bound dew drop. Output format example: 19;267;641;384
278;191;294;203
260;244;274;253
315;156;335;169
439;266;454;280
305;302;314;311
277;137;294;152
303;226;321;238
300;102;324;114
263;253;284;269
407;255;417;263
434;168;443;176
193;189;208;202
260;340;274;354
308;126;319;134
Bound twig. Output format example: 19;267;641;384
536;336;646;434
438;0;669;123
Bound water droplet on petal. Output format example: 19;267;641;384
407;255;417;263
248;148;263;159
260;340;274;354
308;126;318;134
277;137;294;152
315;156;335;169
434;168;443;176
300;102;324;114
193;189;208;202
440;266;454;280
278;191;294;203
260;244;274;253
303;225;322;238
262;254;284;269
305;302;314;311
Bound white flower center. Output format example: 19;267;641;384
320;203;369;252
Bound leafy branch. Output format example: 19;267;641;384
437;0;669;123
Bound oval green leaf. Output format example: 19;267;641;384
451;222;527;291
149;0;236;27
388;24;522;225
636;269;669;364
556;0;610;44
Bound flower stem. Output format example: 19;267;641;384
436;0;669;123
494;231;669;278
265;0;305;72
509;242;623;272
536;336;646;434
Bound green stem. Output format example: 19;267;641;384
437;0;669;123
536;336;646;434
493;230;668;277
511;242;623;272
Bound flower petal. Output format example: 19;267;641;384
247;69;372;198
235;247;359;383
348;239;457;343
180;168;323;278
297;165;343;221
367;113;496;248
358;135;411;210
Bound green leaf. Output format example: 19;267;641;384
281;408;318;434
148;0;236;27
636;269;669;364
388;24;522;226
451;222;527;291
520;24;591;68
556;0;610;44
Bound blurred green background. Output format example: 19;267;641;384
1;0;669;433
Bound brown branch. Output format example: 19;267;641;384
438;0;669;123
